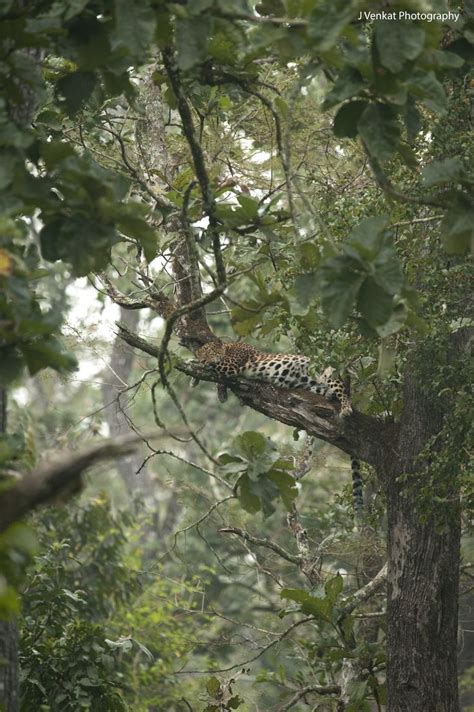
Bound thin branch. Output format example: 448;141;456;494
177;616;315;674
279;684;341;712
219;527;301;565
337;563;388;622
162;46;226;286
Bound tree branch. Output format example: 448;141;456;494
116;324;395;468
219;527;301;565
337;563;388;622
0;434;148;533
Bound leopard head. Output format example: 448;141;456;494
196;340;227;366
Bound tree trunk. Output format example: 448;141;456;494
0;388;20;712
384;347;463;712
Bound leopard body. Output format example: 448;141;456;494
196;340;363;513
197;341;352;416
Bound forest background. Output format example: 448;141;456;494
0;0;473;710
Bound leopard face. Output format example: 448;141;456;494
196;341;249;376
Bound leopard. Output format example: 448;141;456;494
196;340;363;513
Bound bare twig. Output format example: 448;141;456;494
219;527;301;565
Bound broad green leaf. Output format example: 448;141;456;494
333;100;368;138
357;278;394;327
325;573;343;602
373;240;405;295
345;216;389;260
21;336;77;376
267;468;298;510
423;48;465;69
375;21;425;73
40;218;115;276
358;104;400;161
113;0;156;57
408;70;447;114
0;347;24;385
293;272;319;309
40;141;76;169
280;587;309;603
234;431;269;459
422;157;466;186
175;16;212;70
56;71;96;115
308;0;355;51
323;68;365;110
206;676;220;697
377;341;396;376
237;194;259;219
440;197;474;254
238;474;261;514
376;303;407;337
404;97;422;143
319;256;365;328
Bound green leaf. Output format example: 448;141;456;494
293;272;319;309
40;141;76;169
21;336;77;376
344;215;389;260
206;676;220;698
115;206;157;262
375;21;425;73
375;303;407;337
423;48;464;69
308;0;355;51
358;104;400;161
422;157;466;186
377;341;396;376
319;256;365;328
238;474;261;514
373;240;405;295
175;16;212;70
325;573;343;602
404;97;422;144
280;587;309;603
0;347;24;385
56;71;96;115
113;0;156;58
333;100;368;138
323;68;365;110
357;278;394;327
267;468;298;510
40;217;118;277
408;70;447;114
236;194;259;219
440;197;474;255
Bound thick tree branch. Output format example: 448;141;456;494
0;434;147;533
117;324;395;468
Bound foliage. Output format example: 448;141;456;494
19;497;197;711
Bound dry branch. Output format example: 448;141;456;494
0;434;146;532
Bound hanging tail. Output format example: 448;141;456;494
351;458;363;514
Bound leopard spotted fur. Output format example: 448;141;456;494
196;340;363;513
196;341;353;416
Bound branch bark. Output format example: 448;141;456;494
0;435;144;534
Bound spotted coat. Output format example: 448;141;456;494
196;341;353;417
